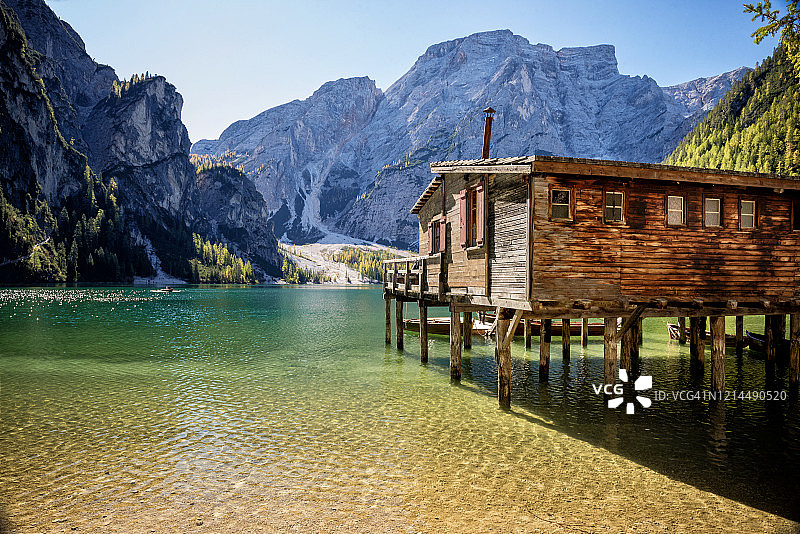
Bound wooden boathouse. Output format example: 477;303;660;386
383;117;800;408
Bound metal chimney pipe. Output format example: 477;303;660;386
482;107;495;159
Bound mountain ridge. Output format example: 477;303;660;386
193;29;750;248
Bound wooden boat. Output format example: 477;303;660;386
151;286;180;293
403;316;605;337
745;331;789;354
667;323;748;347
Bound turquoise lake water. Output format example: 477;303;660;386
0;286;798;532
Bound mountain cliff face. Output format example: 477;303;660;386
2;0;280;278
194;30;749;248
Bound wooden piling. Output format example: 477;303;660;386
775;314;786;357
621;324;633;372
637;318;644;345
790;314;799;387
690;317;705;364
385;295;391;345
699;317;706;359
604;318;618;385
419;302;428;363
765;315;775;362
497;309;512;409
395;299;404;350
449;305;462;380
710;316;726;392
631;318;640;360
562;318;570;360
463;311;473;349
524;319;532;349
539;318;551;382
581;318;589;347
735;316;744;356
678;316;687;344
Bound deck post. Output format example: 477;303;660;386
699;317;707;360
403;260;410;297
710;316;726;392
775;314;786;356
765;315;776;362
385;295;392;345
449;305;462;380
395;299;404;350
463;311;473;349
690;317;705;364
392;263;397;293
419;302;428;363
524;319;532;349
497;308;512;409
637;318;644;345
790;314;799;387
620;324;633;372
604;318;618;385
735;316;744;356
539;318;551;382
562;318;571;361
582;318;589;347
678;316;687;344
631;318;641;360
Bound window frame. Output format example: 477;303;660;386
469;187;478;247
433;217;441;252
739;199;757;230
666;195;685;227
604;190;625;224
549;186;573;221
703;196;722;228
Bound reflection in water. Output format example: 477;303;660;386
0;287;797;532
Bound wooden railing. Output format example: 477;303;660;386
383;254;443;299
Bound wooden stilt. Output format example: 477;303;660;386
385;295;391;345
735;316;744;356
765;315;776;363
637;318;644;345
449;305;462;380
710;316;726;392
690;316;699;359
395;299;404;350
790;314;799;387
497;309;512;409
604;318;618;385
631;318;640;360
581;317;589;347
524;319;532;349
539;318;551;382
678;316;687;344
621;324;633;372
562;318;570;360
419;302;428;363
775;314;786;356
463;311;473;349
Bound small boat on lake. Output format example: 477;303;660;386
151;286;180;293
667;323;748;347
745;331;790;355
403;316;605;338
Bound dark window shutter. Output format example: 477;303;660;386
439;218;447;253
427;221;434;254
459;189;468;248
476;182;485;246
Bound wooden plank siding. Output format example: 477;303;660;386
531;174;800;302
489;174;528;300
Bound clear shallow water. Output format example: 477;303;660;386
0;286;798;532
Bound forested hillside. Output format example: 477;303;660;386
665;45;799;175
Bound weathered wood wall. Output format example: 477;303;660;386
488;174;528;300
532;174;800;301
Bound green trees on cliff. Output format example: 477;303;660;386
189;233;256;283
664;45;800;175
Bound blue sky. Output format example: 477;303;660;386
45;0;780;143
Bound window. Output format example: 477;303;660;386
793;200;800;231
551;189;571;220
459;183;485;249
704;198;721;227
433;219;441;251
740;200;756;229
667;195;684;226
470;191;477;247
605;192;624;222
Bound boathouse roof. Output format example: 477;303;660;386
411;156;800;214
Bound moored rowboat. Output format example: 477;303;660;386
667;323;748;347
